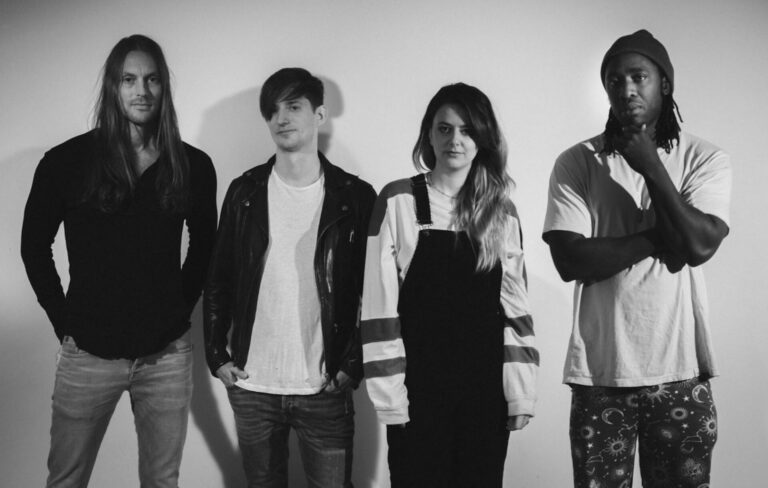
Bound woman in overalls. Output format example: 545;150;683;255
361;83;538;487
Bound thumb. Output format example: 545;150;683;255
233;367;249;379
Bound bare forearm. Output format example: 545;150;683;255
615;125;728;266
643;164;727;266
545;230;661;284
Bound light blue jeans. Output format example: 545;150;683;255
227;387;355;488
46;332;193;488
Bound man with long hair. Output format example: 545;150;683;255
543;30;731;487
21;34;217;487
204;68;375;487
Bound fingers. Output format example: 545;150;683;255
233;367;249;380
507;415;531;431
335;371;353;390
215;362;248;387
325;371;355;393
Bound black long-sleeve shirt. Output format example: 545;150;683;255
21;130;217;358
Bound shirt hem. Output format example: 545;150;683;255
563;369;718;387
234;380;324;395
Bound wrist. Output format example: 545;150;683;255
638;155;665;180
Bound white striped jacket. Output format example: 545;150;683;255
361;177;538;425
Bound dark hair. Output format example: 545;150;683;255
88;34;188;213
259;68;324;120
603;69;682;155
412;83;513;271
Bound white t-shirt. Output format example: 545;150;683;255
236;170;326;394
543;132;731;387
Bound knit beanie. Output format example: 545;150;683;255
600;29;674;92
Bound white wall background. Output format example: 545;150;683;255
1;0;766;486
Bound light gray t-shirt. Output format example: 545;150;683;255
543;132;731;386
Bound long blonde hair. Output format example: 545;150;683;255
412;83;513;271
88;34;189;213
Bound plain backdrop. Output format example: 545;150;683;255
1;1;766;486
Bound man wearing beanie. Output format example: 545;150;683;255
543;30;731;487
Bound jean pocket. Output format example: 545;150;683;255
167;331;193;354
60;335;86;355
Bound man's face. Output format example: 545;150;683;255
266;96;325;153
604;52;670;130
119;50;162;127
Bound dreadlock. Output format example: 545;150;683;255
602;93;683;155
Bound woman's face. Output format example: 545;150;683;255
428;104;478;173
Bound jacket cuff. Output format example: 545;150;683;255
341;359;363;384
376;406;410;425
507;398;536;418
207;353;232;377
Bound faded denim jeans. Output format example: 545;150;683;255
227;387;355;488
46;332;193;488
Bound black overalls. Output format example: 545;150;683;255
386;174;510;488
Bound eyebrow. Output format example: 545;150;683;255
121;70;159;77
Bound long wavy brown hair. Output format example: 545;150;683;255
412;83;514;271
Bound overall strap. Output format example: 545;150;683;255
410;173;432;227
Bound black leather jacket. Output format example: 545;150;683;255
203;154;376;384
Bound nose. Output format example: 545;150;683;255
276;106;290;125
450;128;463;146
135;79;148;97
620;79;637;99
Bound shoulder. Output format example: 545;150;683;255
367;177;415;236
182;141;213;166
549;134;605;186
555;134;603;165
322;158;376;198
43;130;98;161
182;141;216;181
38;130;98;176
678;132;729;160
378;177;414;201
241;159;275;181
220;160;272;201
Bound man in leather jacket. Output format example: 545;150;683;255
203;68;376;487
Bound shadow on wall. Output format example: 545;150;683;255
193;77;382;487
502;271;575;487
191;87;266;488
0;146;63;488
189;307;246;488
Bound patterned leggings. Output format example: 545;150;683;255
569;377;717;488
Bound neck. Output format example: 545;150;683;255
129;122;160;175
274;149;322;186
129;122;159;152
429;165;470;197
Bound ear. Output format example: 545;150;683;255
315;105;327;126
661;77;671;96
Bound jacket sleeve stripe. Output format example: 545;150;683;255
504;345;540;365
504;314;534;337
361;317;401;344
363;357;406;378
